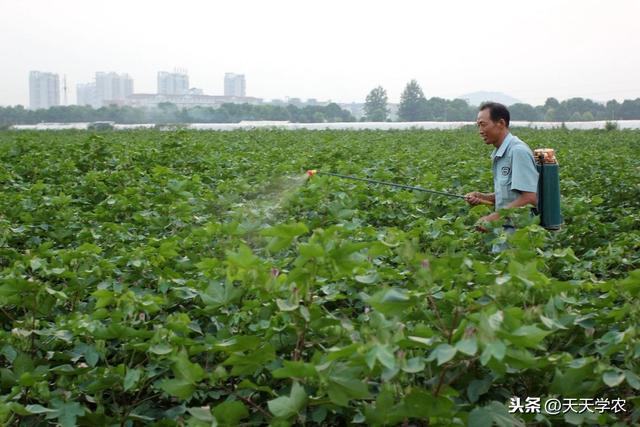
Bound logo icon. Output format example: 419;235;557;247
501;166;511;176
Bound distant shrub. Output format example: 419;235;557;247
605;121;618;131
87;121;114;131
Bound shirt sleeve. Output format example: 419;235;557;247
510;147;539;193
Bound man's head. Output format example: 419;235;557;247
477;102;510;147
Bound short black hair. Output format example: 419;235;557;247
479;102;510;127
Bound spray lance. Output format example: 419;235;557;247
305;170;490;203
306;148;563;231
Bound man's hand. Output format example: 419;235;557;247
465;192;494;206
476;212;501;232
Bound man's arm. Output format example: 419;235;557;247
506;191;537;209
478;191;537;224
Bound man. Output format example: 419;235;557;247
465;102;538;233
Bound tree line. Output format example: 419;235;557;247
0;102;355;127
3;83;640;126
365;80;640;122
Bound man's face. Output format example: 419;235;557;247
476;109;504;146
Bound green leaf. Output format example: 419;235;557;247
44;286;68;299
1;345;17;363
408;336;437;347
187;406;214;422
506;325;551;348
455;338;478;356
157;378;195;399
214;336;262;352
72;343;99;367
427;344;457;366
260;222;308;239
399;388;453;418
366;288;411;317
51;400;86;427
625;369;640;389
483;401;525;427
603;370;625;387
25;404;56;414
172;349;205;383
298;242;324;258
213;401;249;426
467;378;492;403
326;367;370;407
261;223;308;252
276;298;299;311
268;382;307;418
366;344;396;370
226;244;260;269
488;311;504;330
468;407;493;427
401;357;425;373
159;240;179;258
620;269;640;296
222;344;276;375
540;314;567;330
272;361;317;379
77;243;102;254
149;343;173;355
200;281;243;307
480;341;506;365
328;378;370;407
124;368;141;391
30;258;43;271
355;273;379;284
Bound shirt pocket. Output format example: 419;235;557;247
497;163;512;188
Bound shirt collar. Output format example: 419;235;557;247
491;132;513;160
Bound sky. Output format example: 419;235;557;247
2;0;640;107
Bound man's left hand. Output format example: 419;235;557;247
475;212;500;232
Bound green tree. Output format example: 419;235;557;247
398;80;428;121
570;111;583;121
544;108;557;121
606;100;619;120
312;112;326;123
364;86;389;122
544;97;560;110
509;103;540;121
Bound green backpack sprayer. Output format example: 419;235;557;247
533;148;563;230
306;147;562;230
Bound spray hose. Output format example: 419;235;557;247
306;170;466;199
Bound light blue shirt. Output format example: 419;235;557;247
491;132;539;211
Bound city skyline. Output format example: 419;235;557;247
29;71;59;110
4;1;640;107
31;69;340;110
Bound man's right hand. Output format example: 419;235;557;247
464;192;492;206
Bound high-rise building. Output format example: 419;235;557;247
77;83;99;108
29;71;60;110
157;71;189;95
95;72;134;106
224;73;246;97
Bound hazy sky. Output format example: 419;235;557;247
2;0;639;106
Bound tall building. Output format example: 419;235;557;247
157;71;189;95
224;73;246;97
77;83;98;108
29;71;60;110
95;72;134;106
